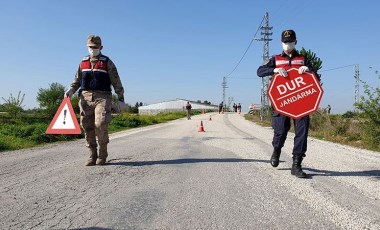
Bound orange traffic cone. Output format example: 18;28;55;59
209;115;212;121
198;121;205;132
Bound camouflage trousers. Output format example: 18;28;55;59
79;90;112;148
186;109;191;120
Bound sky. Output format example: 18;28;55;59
1;0;379;114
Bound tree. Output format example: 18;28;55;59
130;102;140;113
355;74;380;149
128;101;144;114
1;91;25;118
36;83;65;118
300;47;322;82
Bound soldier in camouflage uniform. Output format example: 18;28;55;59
65;35;126;166
185;101;192;120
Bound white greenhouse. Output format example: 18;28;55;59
138;98;218;115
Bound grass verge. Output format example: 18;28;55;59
0;112;187;152
244;112;380;153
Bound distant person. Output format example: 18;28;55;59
257;29;315;178
237;103;242;114
219;101;224;114
327;104;331;114
185;101;192;120
64;35;126;166
233;103;237;112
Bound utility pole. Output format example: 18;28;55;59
228;96;234;111
255;12;273;120
354;64;360;112
222;77;228;108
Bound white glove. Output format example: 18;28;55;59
118;101;127;112
298;66;309;74
274;68;288;77
64;89;74;98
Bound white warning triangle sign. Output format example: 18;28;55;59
46;97;81;134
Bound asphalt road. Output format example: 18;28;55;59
1;113;379;230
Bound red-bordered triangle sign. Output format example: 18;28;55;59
46;97;81;134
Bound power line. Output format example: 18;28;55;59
319;63;360;112
224;16;265;78
228;77;255;79
320;64;356;72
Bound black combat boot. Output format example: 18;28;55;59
96;145;108;165
291;156;307;178
270;148;281;167
85;147;97;166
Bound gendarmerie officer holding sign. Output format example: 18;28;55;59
257;29;314;178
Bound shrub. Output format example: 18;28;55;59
0;134;34;151
1;91;25;118
355;73;380;150
342;111;356;118
36;83;65;118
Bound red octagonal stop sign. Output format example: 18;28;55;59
267;68;324;119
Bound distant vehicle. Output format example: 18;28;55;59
249;104;261;114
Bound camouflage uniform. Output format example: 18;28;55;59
67;35;124;166
185;102;192;120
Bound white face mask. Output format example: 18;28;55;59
282;42;296;53
88;47;101;57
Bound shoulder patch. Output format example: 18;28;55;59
99;56;108;61
82;56;90;61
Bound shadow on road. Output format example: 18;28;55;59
107;158;269;166
303;168;380;180
271;167;380;180
70;228;113;230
